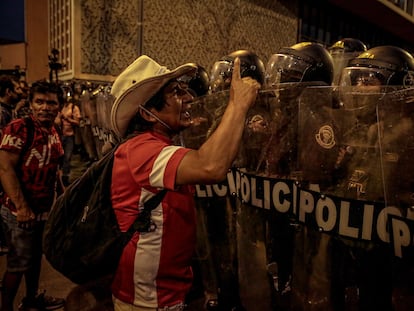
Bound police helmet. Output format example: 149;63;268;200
329;38;367;55
265;42;334;87
209;50;265;93
177;65;210;97
329;38;367;85
341;45;414;87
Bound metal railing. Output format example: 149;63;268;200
388;0;414;15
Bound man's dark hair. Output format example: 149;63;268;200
0;75;16;97
29;80;62;104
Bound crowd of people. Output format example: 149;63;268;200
0;37;413;311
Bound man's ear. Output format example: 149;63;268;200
5;87;13;97
139;106;156;123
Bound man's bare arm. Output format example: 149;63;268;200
0;150;35;221
176;57;261;185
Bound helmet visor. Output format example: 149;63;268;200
265;54;311;87
330;52;361;85
209;60;233;93
177;74;198;97
340;67;394;87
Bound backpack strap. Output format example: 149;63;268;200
128;189;168;233
116;134;168;234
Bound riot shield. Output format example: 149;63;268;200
94;85;114;158
182;84;306;175
186;84;414;310
377;88;414;210
188;85;314;310
188;84;325;310
179;91;223;149
78;88;98;161
377;88;414;310
293;85;399;311
235;88;282;311
293;86;342;311
188;90;245;310
187;88;282;310
236;85;311;311
297;85;390;199
94;86;105;158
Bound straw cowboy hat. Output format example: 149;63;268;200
110;55;197;138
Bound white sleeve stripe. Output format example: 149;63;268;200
149;145;183;188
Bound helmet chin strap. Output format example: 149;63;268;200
139;105;172;131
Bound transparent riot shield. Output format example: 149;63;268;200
293;85;398;311
94;85;114;158
94;86;106;158
181;85;305;175
179;91;223;149
182;89;266;309
78;88;98;162
377;88;414;210
185;90;245;309
103;87;118;149
297;85;391;198
293;86;341;311
235;89;282;311
377;87;414;310
185;84;314;310
236;85;311;311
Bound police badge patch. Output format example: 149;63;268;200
315;125;336;149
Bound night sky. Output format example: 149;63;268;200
0;0;25;44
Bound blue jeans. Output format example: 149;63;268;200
0;206;44;272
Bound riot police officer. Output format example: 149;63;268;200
264;41;335;311
332;45;414;311
198;50;265;311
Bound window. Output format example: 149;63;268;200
49;0;72;74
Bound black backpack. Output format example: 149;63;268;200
43;143;167;284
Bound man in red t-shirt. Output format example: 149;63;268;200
0;81;65;311
109;55;261;311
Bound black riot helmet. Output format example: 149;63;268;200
265;42;334;87
209;49;265;93
329;38;367;54
340;45;414;87
177;65;210;97
328;38;367;85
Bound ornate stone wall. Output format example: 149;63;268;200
80;0;143;75
143;0;298;71
80;0;298;77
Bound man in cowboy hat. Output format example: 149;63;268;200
109;55;260;311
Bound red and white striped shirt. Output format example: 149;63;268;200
111;131;195;309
